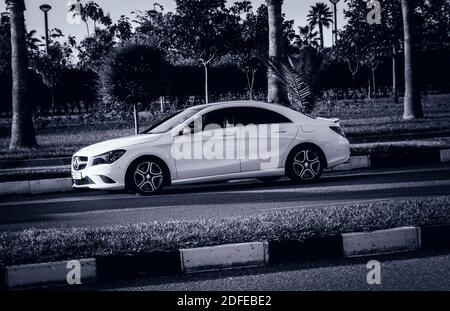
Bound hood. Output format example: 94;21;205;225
75;134;162;157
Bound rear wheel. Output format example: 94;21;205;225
127;158;166;195
286;147;324;183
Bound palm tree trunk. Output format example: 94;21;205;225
401;0;423;119
203;62;209;104
7;0;37;149
371;64;377;98
133;104;139;135
266;0;286;105
85;21;90;36
319;22;324;49
392;47;399;103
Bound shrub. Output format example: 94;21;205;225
98;39;167;134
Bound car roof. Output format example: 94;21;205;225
188;100;285;111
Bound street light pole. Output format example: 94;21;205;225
329;0;340;46
39;4;52;54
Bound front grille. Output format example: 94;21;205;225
72;156;88;171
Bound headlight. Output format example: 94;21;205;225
92;150;126;166
330;126;346;138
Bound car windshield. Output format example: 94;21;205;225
142;107;205;134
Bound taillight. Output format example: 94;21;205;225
330;126;346;138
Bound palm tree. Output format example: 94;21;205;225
401;0;423;119
6;0;37;149
295;25;320;49
307;2;333;49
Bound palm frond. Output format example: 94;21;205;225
268;59;311;113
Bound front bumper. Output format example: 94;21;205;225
71;156;127;190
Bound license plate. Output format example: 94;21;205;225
72;172;82;180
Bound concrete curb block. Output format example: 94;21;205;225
2;224;450;289
28;178;73;195
5;259;96;289
95;251;182;281
0;178;73;196
420;224;450;250
342;226;420;257
0;180;29;196
181;242;267;273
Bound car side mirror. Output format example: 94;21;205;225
180;127;192;136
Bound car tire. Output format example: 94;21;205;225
127;158;166;196
286;146;324;183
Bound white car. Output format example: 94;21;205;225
72;101;350;195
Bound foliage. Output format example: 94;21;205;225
0;12;11;74
270;47;332;113
307;2;333;49
295;25;320;50
99;39;167;109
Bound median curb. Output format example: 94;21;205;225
1;224;449;290
1;148;449;197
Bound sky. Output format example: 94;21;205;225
0;0;346;47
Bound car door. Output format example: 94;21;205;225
173;108;241;180
234;107;298;172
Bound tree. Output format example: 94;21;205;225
336;0;400;99
6;0;37;149
170;0;241;104
110;15;132;41
69;1;111;36
334;25;362;93
307;2;333;49
266;0;286;104
295;25;320;50
99;40;167;134
77;28;114;71
401;0;423;119
0;12;11;74
31;28;71;115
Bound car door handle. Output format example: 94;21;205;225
275;130;287;133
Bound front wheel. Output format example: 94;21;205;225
286;147;324;183
127;159;166;195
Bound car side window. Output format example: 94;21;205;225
234;107;292;125
187;108;235;133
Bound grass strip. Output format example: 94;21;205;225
0;196;449;266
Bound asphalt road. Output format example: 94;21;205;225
0;164;450;232
86;250;450;291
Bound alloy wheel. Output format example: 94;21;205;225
292;149;321;180
133;161;164;194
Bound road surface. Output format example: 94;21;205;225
84;250;450;291
0;164;449;232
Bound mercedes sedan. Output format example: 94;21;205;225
72;101;350;195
